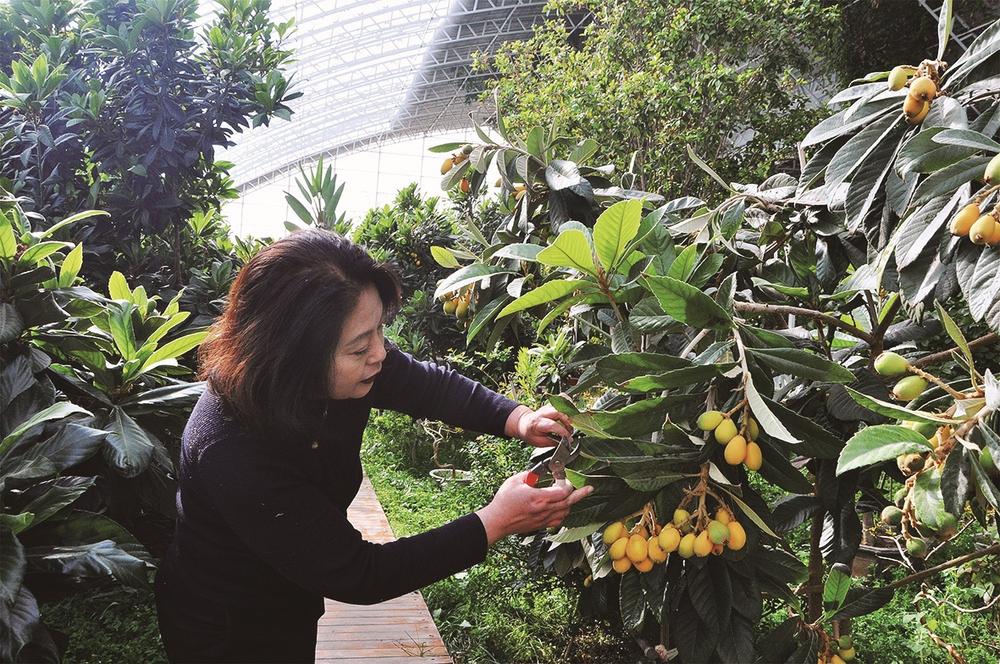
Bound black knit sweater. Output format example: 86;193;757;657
161;343;520;619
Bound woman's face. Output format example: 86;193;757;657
328;285;388;400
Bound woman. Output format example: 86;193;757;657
154;229;591;663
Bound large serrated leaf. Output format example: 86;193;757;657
932;128;1000;153
593;199;642;271
897;126;976;174
825;113;901;188
497;279;587;318
910;156;991;207
619;567;646;632
537;229;597;275
844;386;960;424
802;98;899;147
747;347;854;383
894;190;963;270
836;425;934;475
913;466;948;530
642;275;732;331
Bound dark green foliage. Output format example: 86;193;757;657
480;0;843;196
0;0;295;284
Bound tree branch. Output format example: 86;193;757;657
909;333;1000;369
886;543;1000;592
732;301;874;344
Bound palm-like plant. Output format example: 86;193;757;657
283;156;350;234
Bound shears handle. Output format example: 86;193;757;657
525;470;541;487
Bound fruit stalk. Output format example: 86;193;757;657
904;365;968;400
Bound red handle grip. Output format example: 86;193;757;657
525;470;540;487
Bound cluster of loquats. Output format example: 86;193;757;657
603;496;747;575
887;63;938;125
871;350;989;557
818;635;858;664
440;144;474;194
948;155;1000;247
697;409;763;471
439;285;475;320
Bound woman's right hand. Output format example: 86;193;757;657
475;471;593;546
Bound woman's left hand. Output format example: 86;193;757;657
506;404;574;448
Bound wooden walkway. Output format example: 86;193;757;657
316;476;453;663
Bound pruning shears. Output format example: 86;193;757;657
525;433;581;488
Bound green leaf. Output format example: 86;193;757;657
103;406;154;478
537;229;597;276
685;145;732;192
823;564;852;611
497;279;588;318
466;294;510;344
108;271;131;301
428;142;466;154
747;347;854;383
491;243;544;261
958;243;1000;321
139;330;208;373
0;401;90;457
744;372;799;444
433;264;514;300
544;160;592;197
844;387;959;424
623;365;733;392
39;210;109;239
525;126;546;159
894;192;962;270
19;241;69;265
911;156;991;207
0;302;24;344
759;402;842;461
931;128;1000;153
145;311;191;346
593;199;642;271
825;113;900;188
26;539;149;590
913;466;948;530
721;488;778;538
935;301;976;389
430;245;459;268
619;570;645;632
836;425;934;475
283;192;314;225
0;528;25;606
945;18;1000;88
0;220;16;258
844;122;905;231
594;352;692;384
0;512;34;534
897;127;976;174
937;0;954;60
58;243;83;287
592;396;686;438
621;467;687;492
642;275;732;331
801;98;899;147
830;587;895;620
108;302;137;361
666;244;698;281
546;522;603;543
21;476;96;527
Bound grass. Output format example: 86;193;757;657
39;588;166;664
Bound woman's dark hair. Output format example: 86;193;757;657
199;229;402;438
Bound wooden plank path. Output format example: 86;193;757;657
316;476;453;663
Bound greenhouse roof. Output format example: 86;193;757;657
216;0;589;191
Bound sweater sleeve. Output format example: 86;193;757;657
368;342;520;437
194;438;488;605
